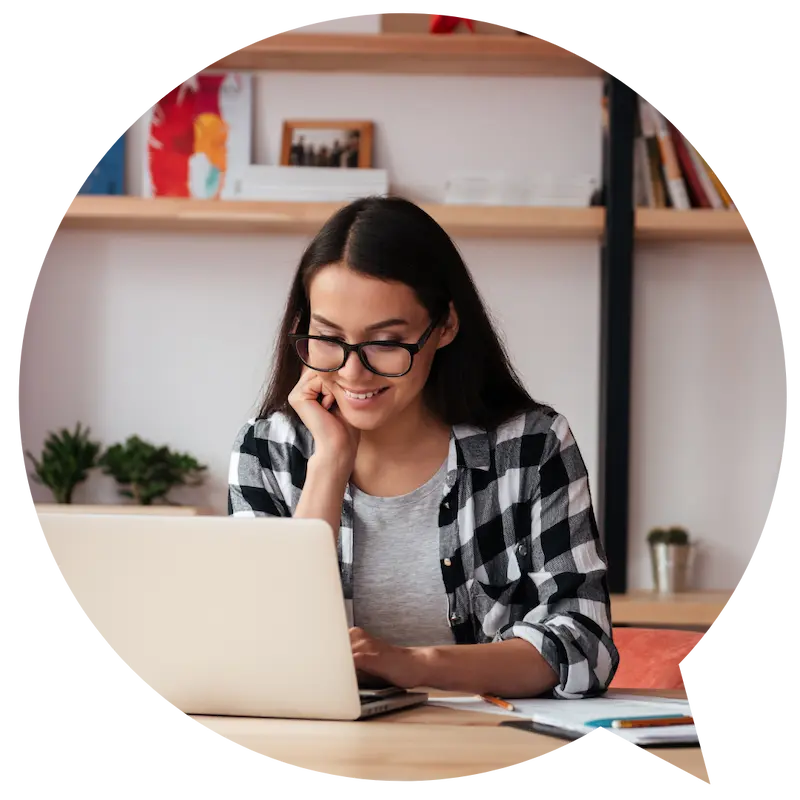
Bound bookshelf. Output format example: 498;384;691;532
58;32;754;595
207;32;602;77
60;196;750;243
66;34;751;245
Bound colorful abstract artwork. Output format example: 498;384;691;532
143;73;252;199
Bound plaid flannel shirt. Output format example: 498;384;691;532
228;405;619;698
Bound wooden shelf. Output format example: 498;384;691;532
207;33;601;77
636;208;752;242
610;590;732;628
60;196;605;239
61;197;751;242
35;503;210;516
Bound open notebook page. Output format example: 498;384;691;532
427;693;696;745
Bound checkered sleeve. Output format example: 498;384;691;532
227;415;299;517
496;414;619;698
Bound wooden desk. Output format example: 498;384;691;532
610;590;732;628
192;689;707;781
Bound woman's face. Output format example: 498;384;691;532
305;263;457;432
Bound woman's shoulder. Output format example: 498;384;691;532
484;404;581;468
491;403;571;442
232;410;315;459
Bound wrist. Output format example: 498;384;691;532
307;452;353;481
409;646;439;688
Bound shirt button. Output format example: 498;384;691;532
449;614;461;625
443;500;450;509
516;543;528;557
443;558;452;567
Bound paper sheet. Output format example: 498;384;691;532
426;693;695;745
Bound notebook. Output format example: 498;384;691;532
428;693;697;747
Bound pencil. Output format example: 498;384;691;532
612;716;694;729
480;694;516;712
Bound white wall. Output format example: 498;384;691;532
18;20;785;593
627;242;784;589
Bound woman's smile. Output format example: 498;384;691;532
339;385;391;405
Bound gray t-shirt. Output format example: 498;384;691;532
351;459;454;647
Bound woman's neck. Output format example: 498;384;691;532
352;401;450;496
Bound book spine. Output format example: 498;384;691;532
668;122;709;208
634;136;654;207
684;139;724;209
645;101;692;209
698;153;735;209
637;97;667;208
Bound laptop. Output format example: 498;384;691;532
37;512;428;720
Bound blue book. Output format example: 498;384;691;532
79;134;125;195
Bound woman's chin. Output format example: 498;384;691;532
336;388;393;430
339;407;387;432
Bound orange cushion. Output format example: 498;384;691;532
609;627;703;690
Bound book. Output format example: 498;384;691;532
644;100;691;209
634;89;737;211
697;152;735;209
666;117;711;208
637;98;668;208
683;130;726;210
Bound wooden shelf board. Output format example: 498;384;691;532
35;503;209;516
60;196;605;239
61;197;751;242
636;208;751;242
610;590;732;627
207;33;602;77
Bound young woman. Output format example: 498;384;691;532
228;196;619;699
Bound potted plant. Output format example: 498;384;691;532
99;435;207;506
647;526;693;593
25;423;102;504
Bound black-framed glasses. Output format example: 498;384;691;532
289;320;438;378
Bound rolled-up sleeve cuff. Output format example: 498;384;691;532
495;619;617;699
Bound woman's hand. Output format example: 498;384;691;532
288;368;360;474
350;627;430;689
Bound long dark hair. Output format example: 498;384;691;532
259;196;540;429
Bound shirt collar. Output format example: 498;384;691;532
448;423;491;473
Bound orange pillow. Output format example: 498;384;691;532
610;627;703;690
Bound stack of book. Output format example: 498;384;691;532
635;96;734;210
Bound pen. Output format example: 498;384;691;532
480;694;516;712
612;716;694;729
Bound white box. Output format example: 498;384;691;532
225;165;389;202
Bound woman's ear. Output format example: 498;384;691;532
436;302;460;350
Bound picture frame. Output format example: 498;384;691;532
280;120;374;169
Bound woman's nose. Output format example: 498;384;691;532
338;349;371;383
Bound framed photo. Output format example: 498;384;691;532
280;120;374;168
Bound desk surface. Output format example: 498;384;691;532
192;689;707;782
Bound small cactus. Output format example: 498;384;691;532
647;526;690;546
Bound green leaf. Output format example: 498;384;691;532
99;435;206;505
25;423;101;504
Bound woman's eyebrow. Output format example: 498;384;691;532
311;314;409;331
